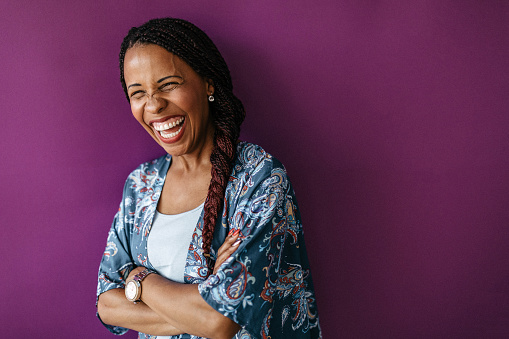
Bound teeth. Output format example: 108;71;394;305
154;117;184;131
160;125;183;138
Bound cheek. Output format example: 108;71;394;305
184;93;209;121
177;84;207;111
177;92;199;111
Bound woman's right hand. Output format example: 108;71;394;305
212;229;241;275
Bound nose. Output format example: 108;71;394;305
145;93;166;114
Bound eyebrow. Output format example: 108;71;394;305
157;75;182;83
127;76;183;89
127;83;141;89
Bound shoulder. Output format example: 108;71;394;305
229;142;292;200
233;141;287;180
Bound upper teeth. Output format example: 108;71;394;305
154;117;184;131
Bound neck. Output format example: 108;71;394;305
171;125;215;174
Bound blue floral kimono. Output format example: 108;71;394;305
97;142;321;339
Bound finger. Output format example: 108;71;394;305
226;228;240;237
217;236;237;257
227;229;240;240
224;229;240;243
213;238;243;274
217;230;240;254
216;238;242;264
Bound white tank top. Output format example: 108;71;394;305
147;203;204;283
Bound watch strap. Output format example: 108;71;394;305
133;268;156;282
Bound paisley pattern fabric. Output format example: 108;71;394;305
97;142;321;339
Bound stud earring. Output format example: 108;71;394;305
208;95;215;102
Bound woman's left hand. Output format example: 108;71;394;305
213;229;241;275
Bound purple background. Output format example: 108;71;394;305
1;1;508;338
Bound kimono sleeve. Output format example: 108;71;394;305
198;159;320;338
96;178;136;335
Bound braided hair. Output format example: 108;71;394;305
119;18;246;274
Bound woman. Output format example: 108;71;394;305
96;18;321;339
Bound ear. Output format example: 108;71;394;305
205;78;215;95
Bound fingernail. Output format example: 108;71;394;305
233;229;240;236
228;229;234;236
233;239;241;246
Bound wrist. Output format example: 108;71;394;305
125;268;156;303
126;266;145;281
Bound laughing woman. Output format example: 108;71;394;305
96;18;321;339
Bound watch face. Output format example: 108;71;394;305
125;281;137;301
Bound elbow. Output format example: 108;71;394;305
208;316;241;339
97;293;115;326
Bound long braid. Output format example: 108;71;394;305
119;18;245;275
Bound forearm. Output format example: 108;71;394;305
97;288;183;336
140;274;241;339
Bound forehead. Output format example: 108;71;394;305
123;44;192;80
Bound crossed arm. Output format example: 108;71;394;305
97;230;242;339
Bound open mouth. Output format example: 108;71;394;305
153;117;185;139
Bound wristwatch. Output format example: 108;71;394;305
125;268;155;303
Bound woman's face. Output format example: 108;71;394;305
123;44;215;157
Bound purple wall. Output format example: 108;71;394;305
1;1;508;337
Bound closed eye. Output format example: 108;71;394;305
130;90;145;99
159;82;180;91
